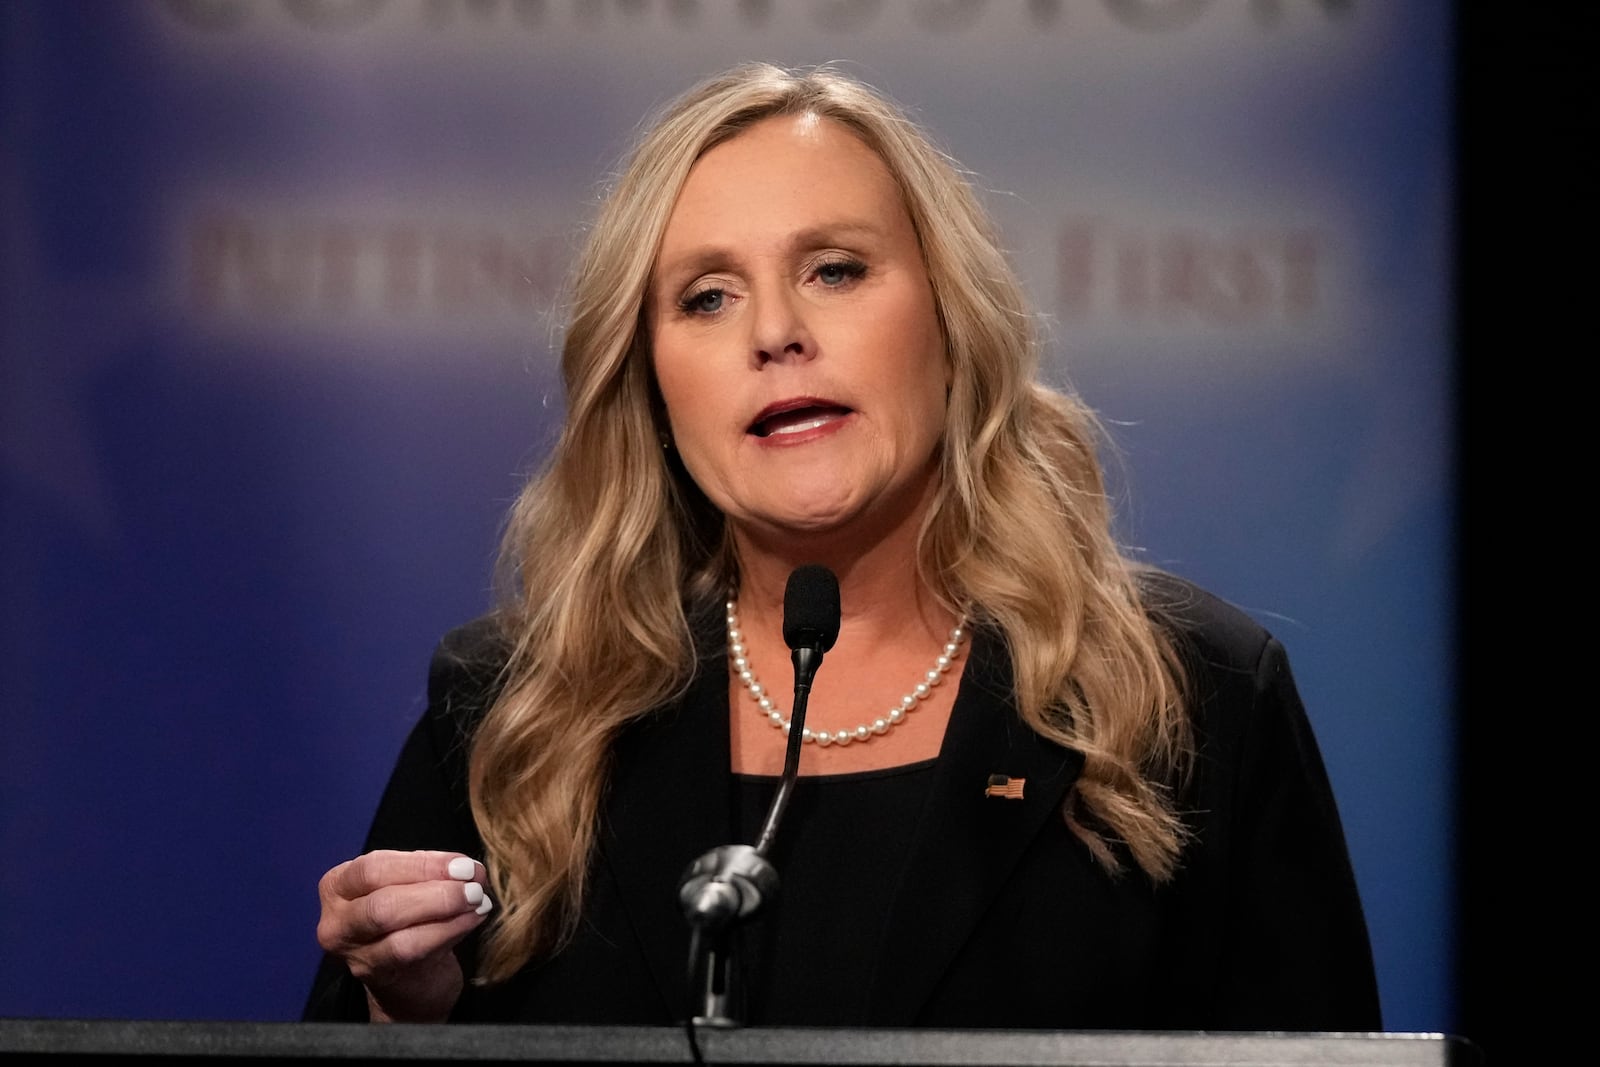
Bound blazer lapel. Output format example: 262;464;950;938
594;602;734;1018
867;624;1084;1024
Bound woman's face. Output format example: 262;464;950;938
648;114;949;549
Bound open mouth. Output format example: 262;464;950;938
748;402;853;439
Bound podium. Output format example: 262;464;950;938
0;1020;1482;1065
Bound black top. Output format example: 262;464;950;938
731;761;936;1025
304;571;1382;1031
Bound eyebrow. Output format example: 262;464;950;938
783;221;884;250
654;219;887;286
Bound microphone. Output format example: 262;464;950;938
753;564;839;857
782;563;841;651
679;565;842;928
677;564;842;1027
782;562;841;695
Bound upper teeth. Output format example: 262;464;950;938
768;414;830;435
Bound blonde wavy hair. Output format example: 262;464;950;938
468;62;1192;984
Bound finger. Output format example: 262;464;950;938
323;850;485;902
346;909;487;984
319;875;492;955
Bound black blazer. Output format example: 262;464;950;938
305;574;1381;1031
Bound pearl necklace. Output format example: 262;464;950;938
726;599;968;747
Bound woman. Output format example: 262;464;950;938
306;62;1381;1031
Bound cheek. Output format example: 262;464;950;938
878;306;949;441
651;345;732;501
907;370;951;451
650;339;703;434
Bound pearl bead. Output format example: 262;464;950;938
727;599;968;747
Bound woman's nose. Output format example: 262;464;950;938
749;287;815;366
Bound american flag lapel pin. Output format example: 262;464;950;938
984;774;1025;799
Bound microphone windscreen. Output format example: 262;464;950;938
782;564;841;652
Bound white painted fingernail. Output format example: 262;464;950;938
475;895;493;916
448;857;476;880
463;882;484;906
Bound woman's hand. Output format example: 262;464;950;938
316;849;493;1022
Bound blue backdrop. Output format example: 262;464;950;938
0;0;1456;1032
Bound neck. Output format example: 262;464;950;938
729;464;944;633
732;548;921;638
729;541;955;665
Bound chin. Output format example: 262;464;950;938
734;495;862;539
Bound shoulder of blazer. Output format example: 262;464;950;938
425;613;515;746
421;597;723;748
1137;567;1277;667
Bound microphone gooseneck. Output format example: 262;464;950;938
754;564;840;856
676;564;842;1032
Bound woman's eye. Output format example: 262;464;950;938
815;259;867;287
679;288;725;315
